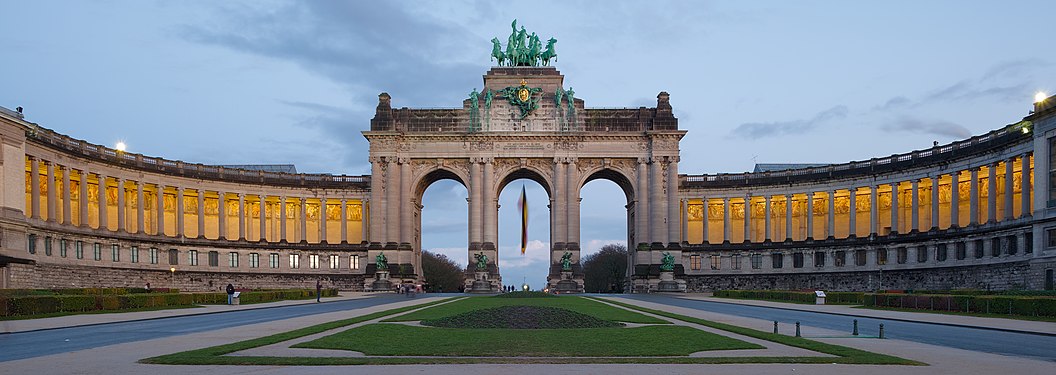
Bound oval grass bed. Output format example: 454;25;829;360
421;305;624;329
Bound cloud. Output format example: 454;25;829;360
872;96;911;112
728;105;848;139
880;116;971;139
583;239;624;256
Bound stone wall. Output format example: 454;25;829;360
17;263;365;292
685;260;1047;292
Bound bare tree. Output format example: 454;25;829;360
422;250;463;293
582;243;627;293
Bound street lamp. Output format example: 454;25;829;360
170;267;176;289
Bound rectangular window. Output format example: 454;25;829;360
309;254;319;269
112;244;120;262
60;239;67;258
131;246;139;263
1026;232;1033;253
917;246;928;263
75;241;83;259
991;237;1002;257
169;249;179;265
710;255;721;270
329;255;339;269
834;251;846;267
750;253;762;269
350;255;360;269
208;251;219;267
149;248;158;264
877;249;888;265
793;252;804;268
1047;228;1056;248
897;247;907;264
814;251;826;267
289;254;300;269
93;243;101;261
731;254;742;270
189;250;199;266
1007;235;1018;255
690;254;701;270
270;253;279;268
955;242;966;260
1048;136;1056;207
771;253;783;269
27;234;36;254
937;244;947;262
229;252;238;268
249;253;259;268
855;250;867;266
44;237;52;256
974;239;985;258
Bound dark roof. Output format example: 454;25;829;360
219;164;298;174
753;163;830;173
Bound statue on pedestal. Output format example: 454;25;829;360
376;252;388;271
560;251;573;271
660;252;675;272
475;252;489;271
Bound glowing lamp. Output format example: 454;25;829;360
1036;92;1048;103
115;141;127;152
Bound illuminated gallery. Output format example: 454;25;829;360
2;25;1055;293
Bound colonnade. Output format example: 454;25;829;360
24;156;367;244
683;154;1033;244
632;156;681;248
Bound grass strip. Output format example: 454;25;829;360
140;298;455;365
594;297;922;366
389;295;667;324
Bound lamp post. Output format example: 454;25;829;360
170;267;176;289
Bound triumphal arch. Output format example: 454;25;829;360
363;22;684;292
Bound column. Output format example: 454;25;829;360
681;198;689;243
931;176;940;229
848;187;856;237
742;194;751;243
827;191;835;238
722;197;731;243
196;189;205;238
950;171;960;227
217;191;225;240
785;194;793;241
116;177;125;231
279;196;287;242
79;169;89;226
911;179;919;232
470;159;483;248
763;195;771;242
987;164;997;223
969;168;978;225
568;158;581;248
650;158;665;245
806;192;814;239
136;182;145;233
1021;154;1031;217
339;199;348;243
29;157;40;219
890;182;899;234
299;197;307;243
400;159;412;245
156;184;165;235
319;197;328;243
175;188;184;237
1004;158;1015;220
259;195;266;242
97;174;108;230
387;158;400;245
238;193;246;240
362;198;370;243
369;157;384;243
636;158;649;246
483;158;497;247
666;157;680;245
701;197;709;244
61;165;71;225
869;185;878;235
45;162;56;222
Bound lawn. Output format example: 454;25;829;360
388;295;667;324
293;324;760;356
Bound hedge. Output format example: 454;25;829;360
862;293;1056;317
0;288;339;318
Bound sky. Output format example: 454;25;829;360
2;1;1054;289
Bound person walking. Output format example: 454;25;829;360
226;283;235;305
315;280;322;303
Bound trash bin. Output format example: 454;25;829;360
232;291;241;305
814;290;826;305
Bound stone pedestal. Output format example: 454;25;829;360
370;270;393;292
655;271;686;292
553;270;584;294
468;271;496;293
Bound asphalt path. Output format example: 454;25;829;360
0;294;423;362
613;294;1056;362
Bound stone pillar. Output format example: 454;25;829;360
136;182;145;233
196;189;204;238
299;197;307;243
339;199;348;244
483;158;497;248
743;194;751;243
806;192;814;240
175;188;184;237
61;165;71;225
650;158;666;245
1004;158;1015;220
217;191;225;240
45;161;56;222
400;159;412;246
1021;154;1031;217
869;185;878;235
369;157;384;243
969;168;980;225
848;187;856;237
931;176;940;229
279;196;287;242
722;197;731;243
79;169;89;227
701;197;709;244
470;159;483;249
951;171;960;227
319;197;328;243
827;191;835;238
763;195;772;241
911;179;919;232
568;158;581;249
785;194;793;241
387;158;400;245
666;157;680;246
238;193;246;240
156;184;165;236
29;157;40;220
362;198;370;243
890;182;899;234
636;158;649;247
115;177;124;231
681;198;689;243
97;174;108;230
259;194;267;242
987;163;997;223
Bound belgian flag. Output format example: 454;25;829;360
518;185;528;255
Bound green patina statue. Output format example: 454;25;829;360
491;19;557;67
475;251;488;271
560;251;573;271
376;252;388;271
501;80;542;119
660;252;675;272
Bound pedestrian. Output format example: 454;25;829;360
316;280;322;303
226;283;235;305
145;282;151;293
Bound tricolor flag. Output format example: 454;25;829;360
518;185;528;255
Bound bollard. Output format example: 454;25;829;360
852;319;859;336
774;321;779;334
795;321;801;337
879;323;885;339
